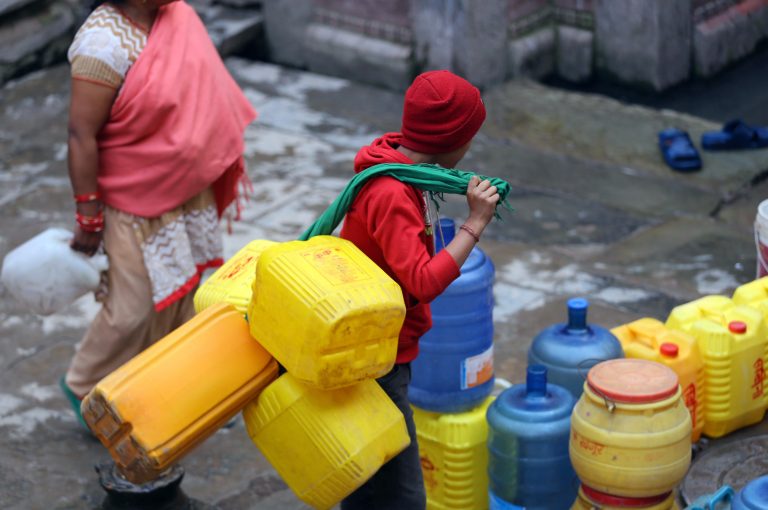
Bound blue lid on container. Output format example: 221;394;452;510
734;476;768;510
494;365;574;423
529;298;623;369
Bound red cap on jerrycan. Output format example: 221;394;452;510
660;343;679;358
729;321;747;334
587;359;679;404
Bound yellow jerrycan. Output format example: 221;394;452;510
733;276;768;320
571;485;679;509
81;303;279;484
611;318;705;443
666;295;768;438
242;372;410;510
248;235;406;389
412;396;494;510
569;359;691;499
193;239;276;315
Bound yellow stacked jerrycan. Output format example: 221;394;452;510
733;276;768;321
666;295;768;438
571;485;680;510
248;235;406;389
81;303;279;484
193;239;276;315
569;359;691;499
242;372;410;510
611;318;705;442
412;397;494;510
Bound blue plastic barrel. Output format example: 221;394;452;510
733;476;768;510
527;298;623;400
486;365;578;510
409;217;495;413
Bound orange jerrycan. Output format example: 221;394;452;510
611;318;705;442
242;372;410;510
666;295;768;438
193;239;276;315
82;303;279;484
248;235;406;389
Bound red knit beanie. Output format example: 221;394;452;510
400;70;486;155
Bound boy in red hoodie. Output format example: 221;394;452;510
340;70;499;509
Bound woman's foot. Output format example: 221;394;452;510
59;376;88;430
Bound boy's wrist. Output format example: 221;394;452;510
463;218;486;238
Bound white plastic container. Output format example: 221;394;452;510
1;228;108;315
755;199;768;278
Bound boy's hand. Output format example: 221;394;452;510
465;176;500;232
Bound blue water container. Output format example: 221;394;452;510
487;365;577;510
409;217;495;413
527;298;623;400
733;476;768;510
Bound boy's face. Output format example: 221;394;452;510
435;141;472;169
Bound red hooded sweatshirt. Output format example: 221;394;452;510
340;133;461;363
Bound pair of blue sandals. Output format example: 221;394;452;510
659;119;768;172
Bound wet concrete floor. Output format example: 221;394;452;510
1;58;768;508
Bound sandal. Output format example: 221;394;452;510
59;375;88;430
658;128;702;172
701;119;768;150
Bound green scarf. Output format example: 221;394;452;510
298;163;513;241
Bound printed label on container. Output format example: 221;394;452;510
301;247;369;285
461;345;493;390
215;254;255;282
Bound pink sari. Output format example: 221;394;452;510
96;0;257;218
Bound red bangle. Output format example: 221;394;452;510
460;224;480;243
74;192;101;203
76;212;104;233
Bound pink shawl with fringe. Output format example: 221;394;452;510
97;0;256;218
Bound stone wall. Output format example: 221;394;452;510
3;0;768;91
261;0;768;92
0;0;265;87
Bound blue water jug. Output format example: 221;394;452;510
527;298;623;400
733;476;768;510
486;365;578;510
409;217;495;413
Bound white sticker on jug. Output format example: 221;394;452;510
461;345;494;390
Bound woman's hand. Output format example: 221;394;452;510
465;175;500;231
71;225;103;256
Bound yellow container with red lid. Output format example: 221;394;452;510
665;295;768;438
569;359;691;499
611;318;705;442
571;485;679;510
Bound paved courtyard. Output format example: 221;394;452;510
1;57;768;508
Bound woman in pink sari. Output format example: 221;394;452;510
61;0;256;425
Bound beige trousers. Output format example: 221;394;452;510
65;206;196;397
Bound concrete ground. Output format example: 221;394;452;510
1;57;768;509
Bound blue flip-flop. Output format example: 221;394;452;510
658;128;702;172
701;119;768;150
